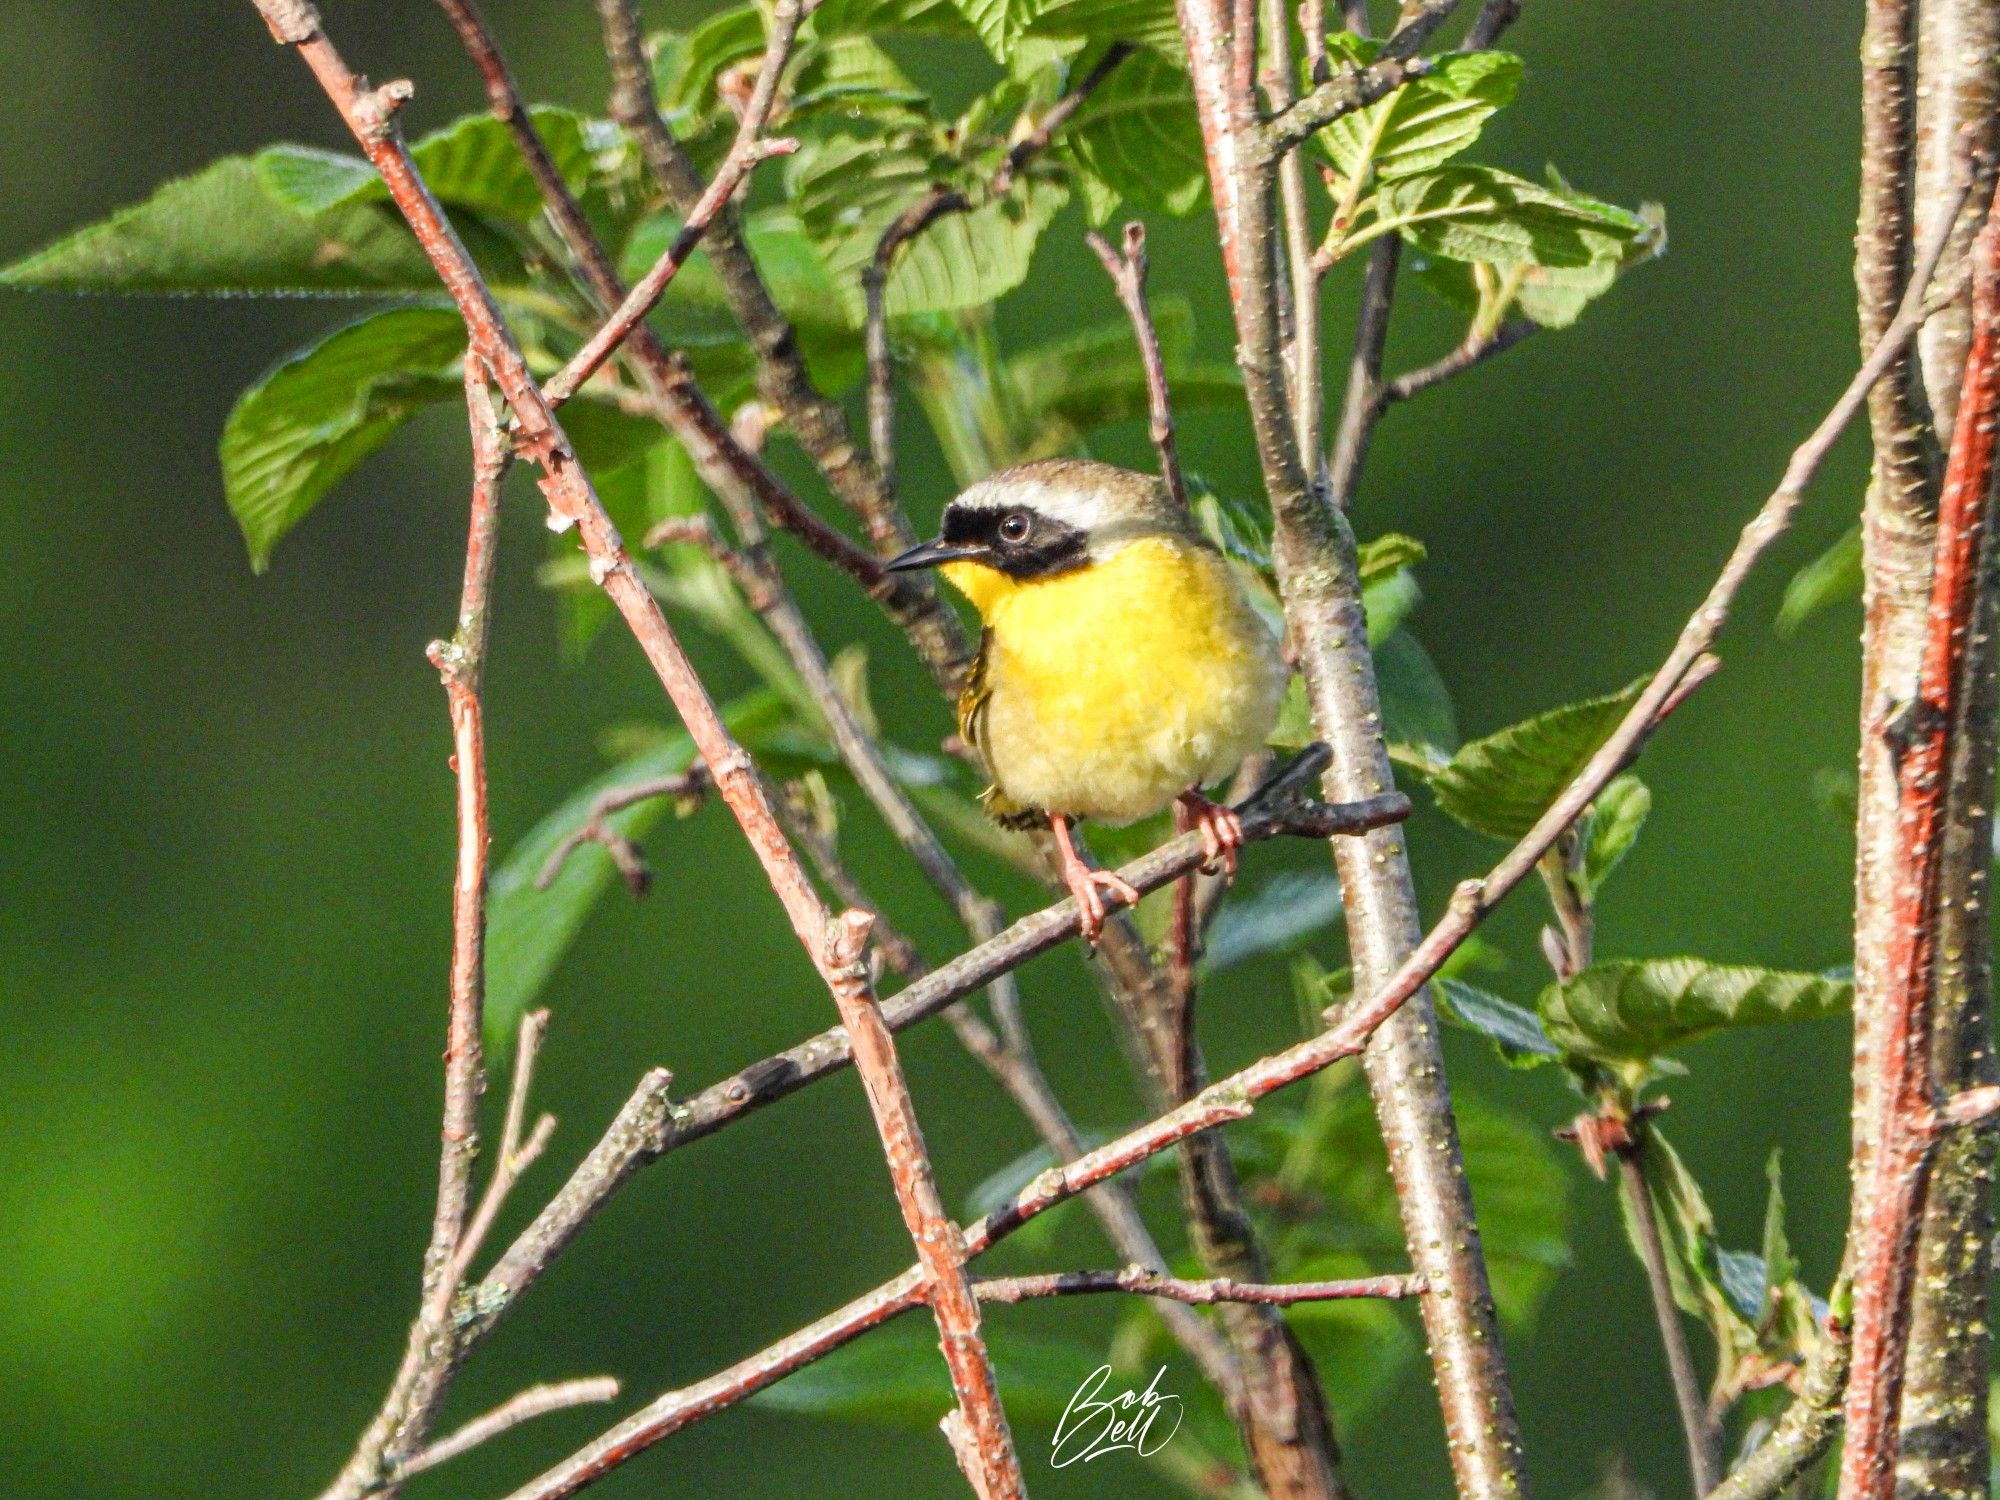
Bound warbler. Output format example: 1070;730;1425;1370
887;458;1288;940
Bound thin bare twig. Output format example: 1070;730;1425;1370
394;1377;622;1479
542;137;798;407
534;766;711;895
443;1010;556;1294
1838;179;2000;1500
1086;224;1190;510
974;1268;1427;1305
1380;320;1537;404
823;911;1024;1499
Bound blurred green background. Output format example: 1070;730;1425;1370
0;3;1884;1497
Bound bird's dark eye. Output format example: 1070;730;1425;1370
998;511;1032;544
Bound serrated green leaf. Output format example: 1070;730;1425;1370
1436;979;1558;1066
1065;51;1206;215
749;1326;1101;1426
1;153;446;297
310;109;594;224
788;34;930;123
221;308;469;570
1580;773;1650;896
1319;51;1521;185
1537;958;1852;1072
486;693;795;1046
1776;524;1862;637
1424;676;1644;840
1380;164;1644;272
786;134;1067;318
1201;872;1343;972
1018;0;1185;57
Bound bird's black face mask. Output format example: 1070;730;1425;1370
885;503;1088;580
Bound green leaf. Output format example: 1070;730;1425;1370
1537;958;1852;1074
1357;532;1426;584
1760;1150;1797;1294
1436;979;1558;1066
302;109;594;224
1018;0;1185;58
786;134;1068;318
1776;525;1862;637
2;153;444;297
621;205;856;340
1380;164;1645;272
1625;1128;1759;1360
1423;676;1644;840
220;308;469;570
1318;51;1521;185
810;0;980;39
1376;630;1459;757
1005;299;1241;449
485;693;793;1045
749;1326;1102;1427
788;35;930;122
1201;872;1343;972
1065;51;1206;215
1579;773;1650;896
658;6;768;129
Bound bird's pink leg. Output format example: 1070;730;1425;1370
1050;812;1140;945
1176;789;1245;878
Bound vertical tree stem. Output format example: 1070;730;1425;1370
1617;1146;1721;1497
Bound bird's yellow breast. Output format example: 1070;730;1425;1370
944;536;1285;825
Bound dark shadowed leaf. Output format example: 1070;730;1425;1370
1065;51;1206;214
1537;958;1852;1075
1776;524;1862;636
1422;676;1645;840
220;308;467;570
1436;979;1558;1067
1375;630;1459;756
1202;872;1343;972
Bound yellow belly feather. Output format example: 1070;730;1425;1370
943;537;1285;825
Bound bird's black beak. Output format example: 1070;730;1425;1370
884;538;983;572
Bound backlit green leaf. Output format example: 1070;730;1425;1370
1579;773;1650;895
297;109;594;224
1776;524;1861;636
1019;0;1184;57
1380;164;1644;272
220;308;467;570
1538;958;1852;1073
1376;631;1459;756
1318;50;1521;185
1424;676;1644;840
786;134;1068;318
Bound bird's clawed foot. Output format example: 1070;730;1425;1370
1177;790;1245;878
1050;813;1139;945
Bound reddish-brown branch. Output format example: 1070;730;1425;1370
975;1268;1426;1305
1086;223;1190;511
823;911;1025;1500
1838;183;2000;1500
394;1378;622;1480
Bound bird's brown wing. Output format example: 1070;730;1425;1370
958;629;1043;830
